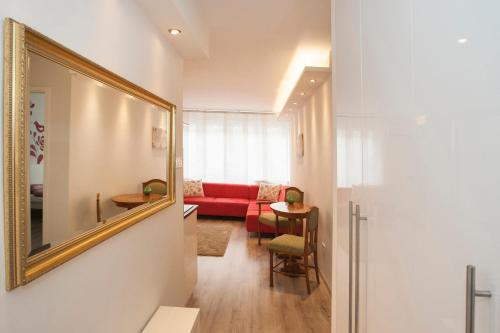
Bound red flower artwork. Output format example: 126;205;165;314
30;101;44;164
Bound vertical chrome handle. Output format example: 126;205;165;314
348;201;354;333
349;201;368;333
354;204;367;333
466;265;492;333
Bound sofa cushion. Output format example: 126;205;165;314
248;185;259;200
258;212;289;227
184;196;215;205
268;234;306;255
215;197;250;205
184;180;204;197
256;183;281;201
249;185;287;201
212;197;249;217
245;209;290;234
203;183;249;199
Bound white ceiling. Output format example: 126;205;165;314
137;0;331;113
136;0;209;59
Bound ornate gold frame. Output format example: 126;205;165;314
3;18;176;290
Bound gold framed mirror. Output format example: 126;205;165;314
3;18;176;290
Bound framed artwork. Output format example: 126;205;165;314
152;126;168;149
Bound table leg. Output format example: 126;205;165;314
281;255;305;276
288;218;297;235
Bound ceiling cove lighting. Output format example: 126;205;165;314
168;29;182;35
274;47;330;112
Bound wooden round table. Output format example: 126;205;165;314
270;202;312;275
270;201;312;235
111;193;162;209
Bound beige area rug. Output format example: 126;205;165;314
197;222;233;256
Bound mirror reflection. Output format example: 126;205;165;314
27;51;171;256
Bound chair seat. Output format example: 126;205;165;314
268;234;305;255
258;212;289;227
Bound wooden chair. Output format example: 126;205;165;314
96;193;102;223
142;179;167;195
257;187;305;245
268;206;320;294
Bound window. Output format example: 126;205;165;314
183;111;290;184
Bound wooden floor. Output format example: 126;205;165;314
187;218;331;333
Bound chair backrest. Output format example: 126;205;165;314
96;193;102;223
143;179;167;195
285;187;304;203
304;207;319;253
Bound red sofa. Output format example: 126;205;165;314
184;182;289;233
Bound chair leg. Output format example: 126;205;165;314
274;215;278;238
304;253;311;294
314;250;320;284
269;250;274;287
257;222;261;246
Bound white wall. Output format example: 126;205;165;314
67;72;169;237
29;52;72;247
289;78;334;290
0;1;185;332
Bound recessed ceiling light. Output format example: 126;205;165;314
309;79;316;83
293;102;297;105
168;29;182;35
299;92;305;96
457;38;468;44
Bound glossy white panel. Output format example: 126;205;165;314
334;0;500;332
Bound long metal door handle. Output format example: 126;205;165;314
466;265;492;333
349;201;368;333
354;204;367;333
348;201;354;333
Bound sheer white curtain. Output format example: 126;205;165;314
183;111;290;184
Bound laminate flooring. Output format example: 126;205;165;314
187;218;331;333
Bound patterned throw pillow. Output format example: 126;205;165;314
184;180;204;197
256;183;281;201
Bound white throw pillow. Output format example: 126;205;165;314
256;183;281;201
184;180;204;197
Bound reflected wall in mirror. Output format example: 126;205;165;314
27;52;171;255
4;18;176;290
